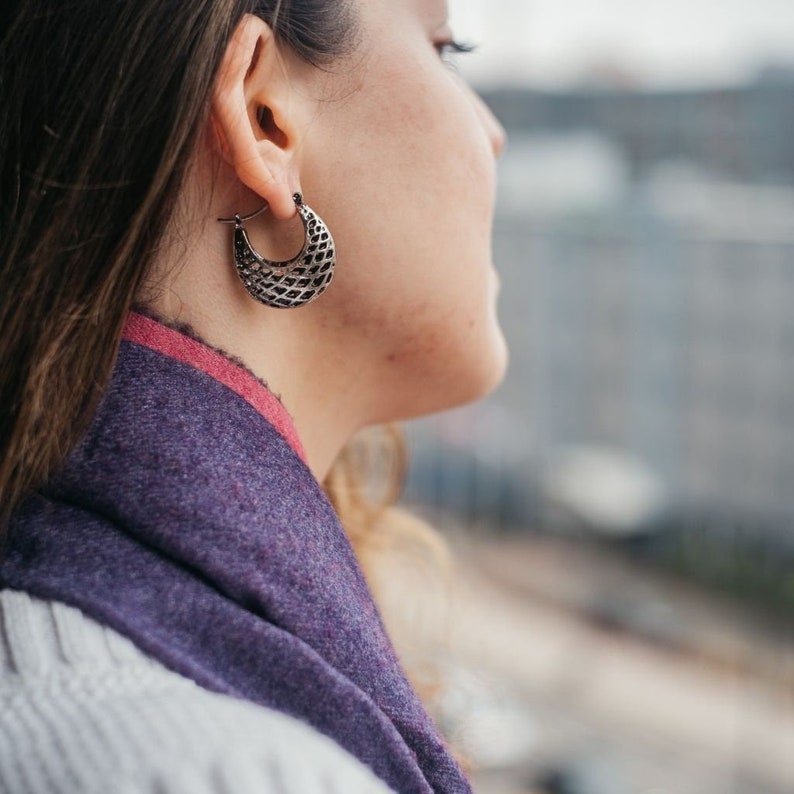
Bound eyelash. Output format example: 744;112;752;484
435;38;479;68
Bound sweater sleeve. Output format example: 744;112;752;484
0;588;398;794
105;729;398;794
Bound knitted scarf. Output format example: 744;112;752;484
0;308;472;794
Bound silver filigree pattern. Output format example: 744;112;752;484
218;193;335;309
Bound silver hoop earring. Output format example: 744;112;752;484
217;192;336;309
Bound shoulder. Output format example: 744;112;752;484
0;588;396;794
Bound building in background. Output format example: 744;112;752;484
403;61;794;604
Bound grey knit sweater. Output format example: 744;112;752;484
0;587;397;794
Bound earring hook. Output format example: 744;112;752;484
217;193;304;225
217;203;269;225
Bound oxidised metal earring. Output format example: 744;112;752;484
217;192;335;309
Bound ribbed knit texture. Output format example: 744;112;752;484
0;587;397;794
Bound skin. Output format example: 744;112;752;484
140;0;508;483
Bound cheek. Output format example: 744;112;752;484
336;69;493;295
305;51;500;395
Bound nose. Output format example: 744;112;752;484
469;87;508;160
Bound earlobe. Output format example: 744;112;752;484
209;13;299;220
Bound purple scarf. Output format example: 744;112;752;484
0;308;472;794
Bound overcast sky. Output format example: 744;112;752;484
449;0;794;89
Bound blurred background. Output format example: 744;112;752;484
393;1;794;792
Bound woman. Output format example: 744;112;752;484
0;0;508;791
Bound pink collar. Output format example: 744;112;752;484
121;309;308;466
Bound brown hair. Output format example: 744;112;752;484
0;0;472;774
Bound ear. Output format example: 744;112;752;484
210;13;304;220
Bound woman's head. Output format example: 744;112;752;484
148;0;509;456
0;0;507;522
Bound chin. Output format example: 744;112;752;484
473;326;510;401
444;325;510;412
